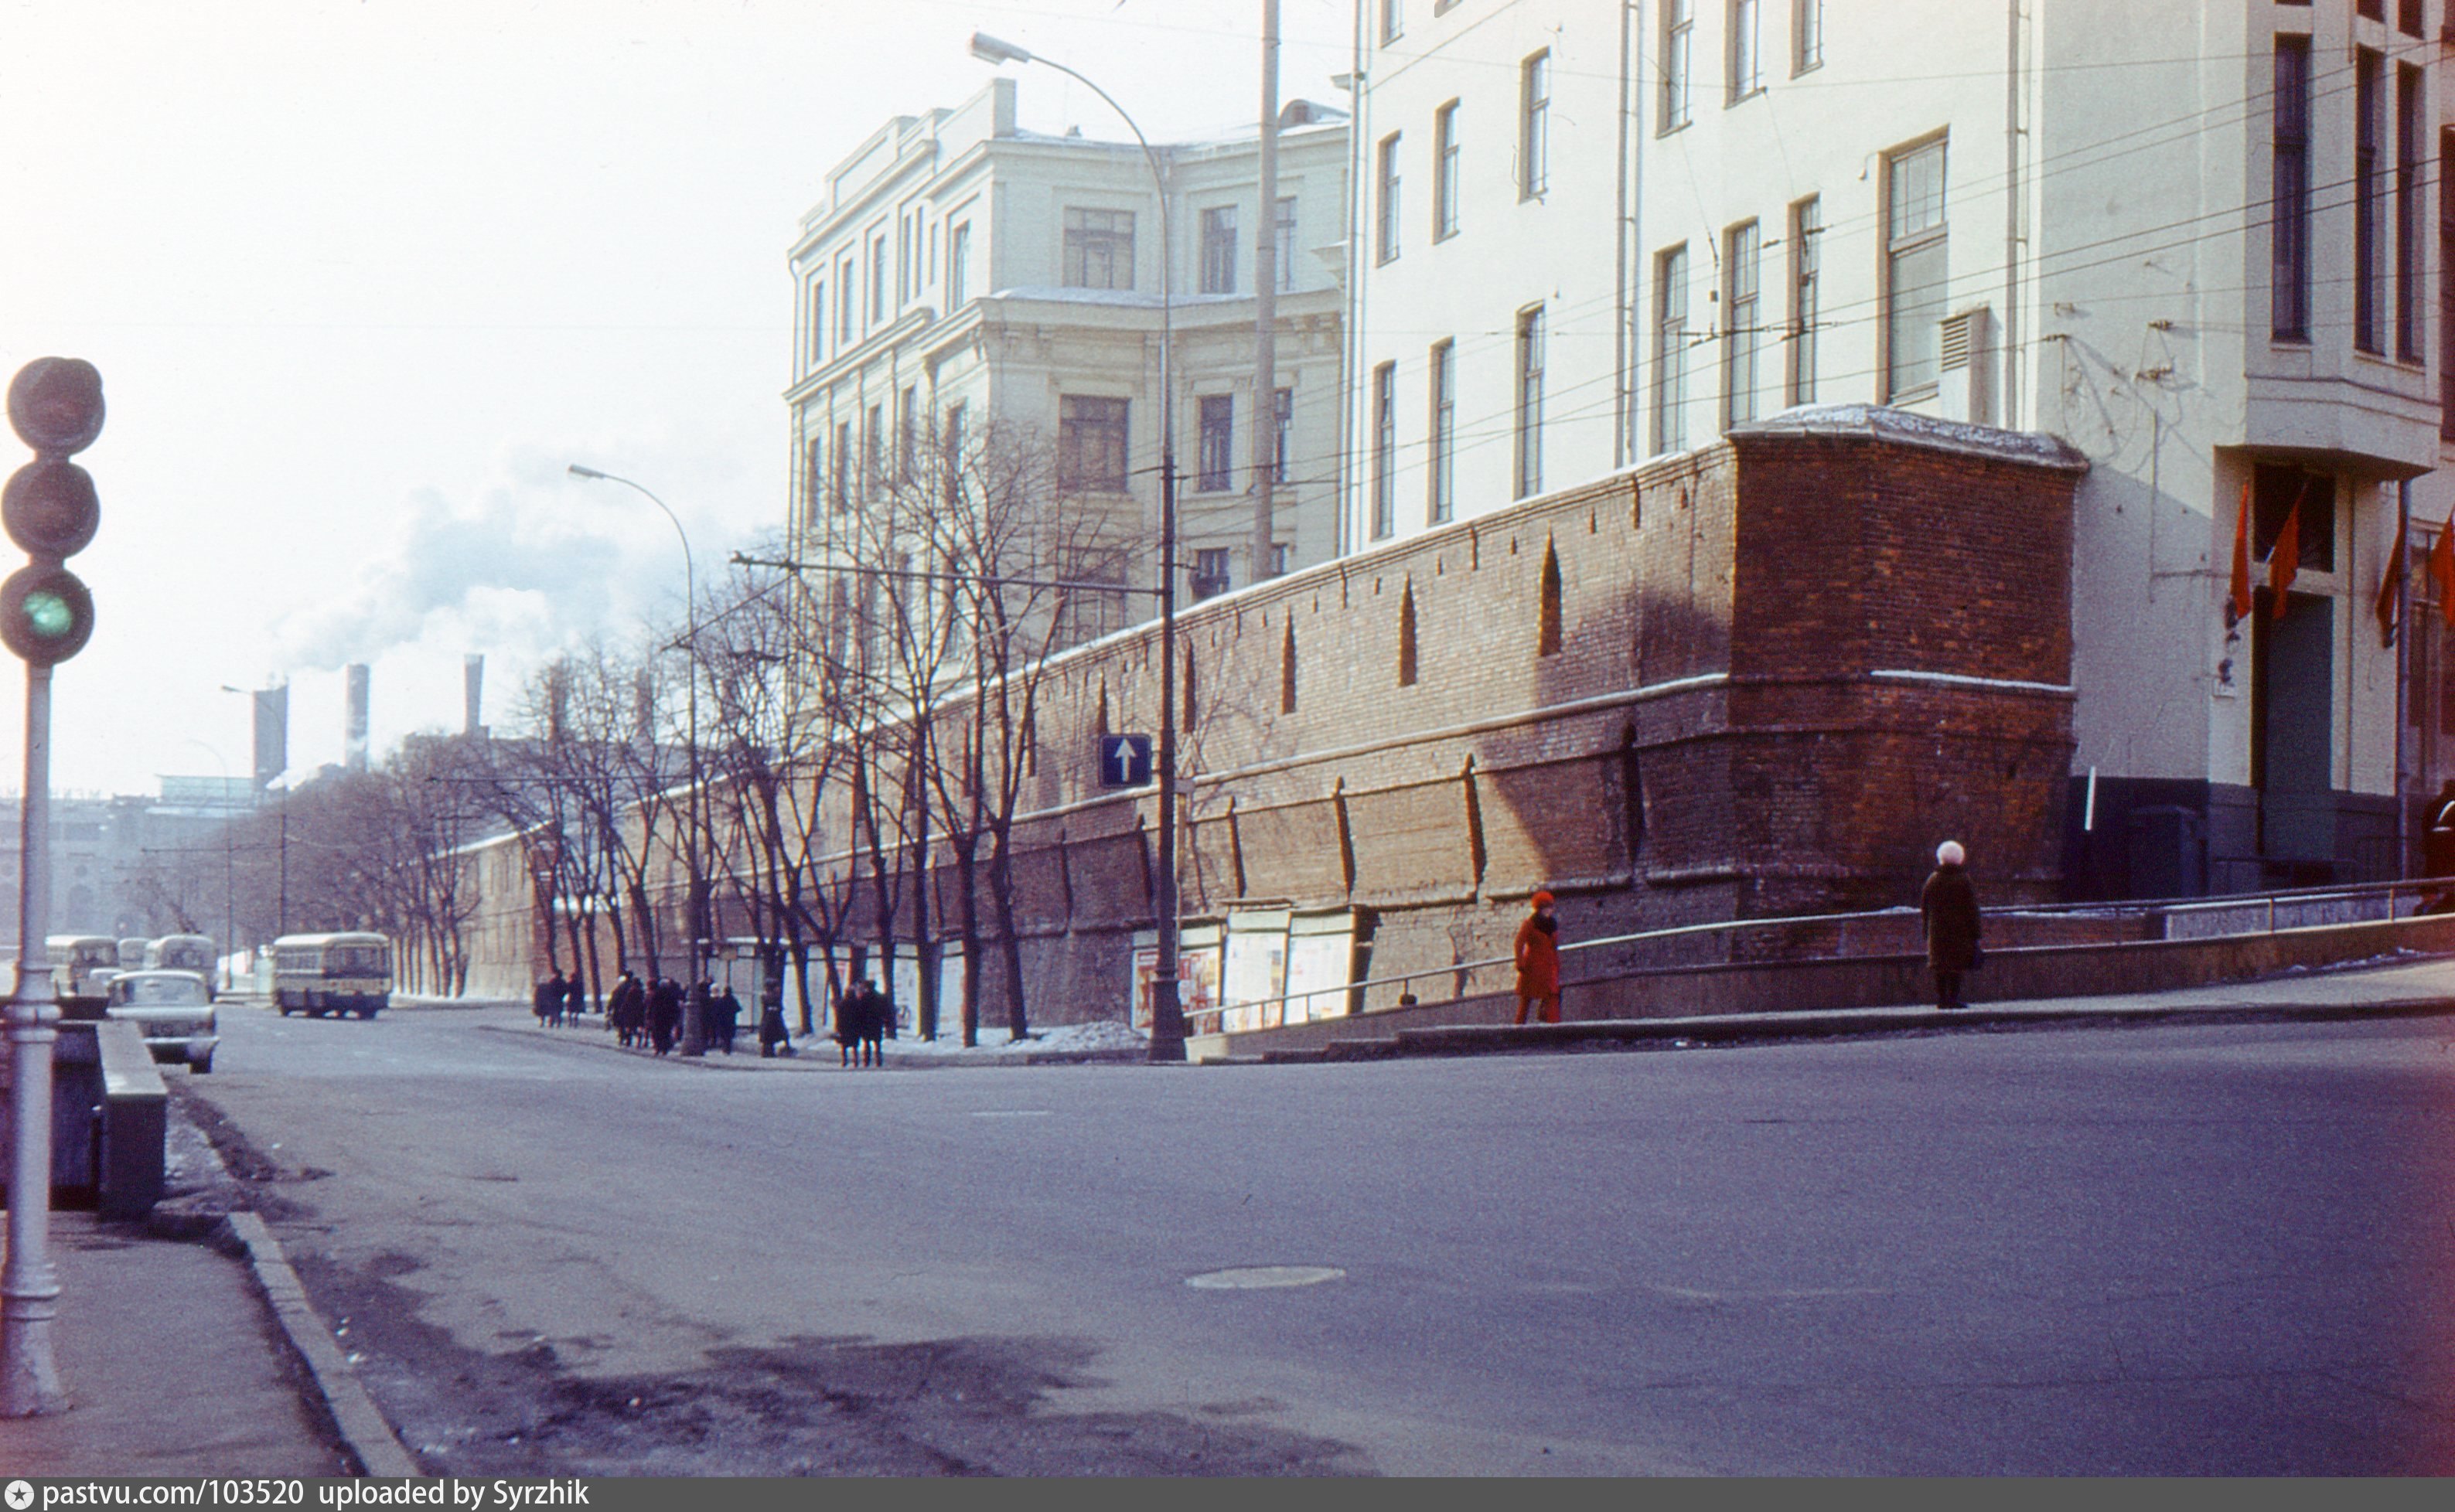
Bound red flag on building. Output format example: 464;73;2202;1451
2378;513;2408;647
2433;517;2455;628
2228;480;2253;625
2268;495;2302;608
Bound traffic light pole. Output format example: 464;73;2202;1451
3;662;66;1415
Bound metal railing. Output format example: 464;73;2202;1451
1189;875;2450;1038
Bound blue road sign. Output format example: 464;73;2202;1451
1099;733;1154;788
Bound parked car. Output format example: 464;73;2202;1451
104;969;218;1074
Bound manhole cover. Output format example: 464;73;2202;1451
1185;1265;1345;1290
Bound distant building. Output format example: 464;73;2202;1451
785;77;1349;641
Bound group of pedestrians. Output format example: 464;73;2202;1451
530;969;583;1027
589;968;782;1056
833;977;889;1066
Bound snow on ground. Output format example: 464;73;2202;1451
884;1019;1151;1056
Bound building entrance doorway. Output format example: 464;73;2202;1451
2252;588;2334;869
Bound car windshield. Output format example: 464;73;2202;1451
116;976;206;1006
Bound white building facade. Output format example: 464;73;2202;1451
1346;0;2455;897
785;79;1349;635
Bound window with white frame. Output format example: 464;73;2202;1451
1787;196;1821;404
1661;0;1693;132
1654;245;1690;454
832;419;852;509
1429;339;1455;523
1793;0;1822;73
837;256;856;343
807;281;826;367
1198;394;1236;491
1059;396;1131;491
1371;361;1396;538
949;221;972;306
1724;220;1761;427
1522;53;1550;197
1381;0;1403;44
1435;101;1461;238
1729;0;1762;102
1883;137;1949;399
1377;133;1403;264
1516;304;1546;499
1202;205;1238;294
1063;208;1136;290
1274;196;1298;291
869;233;888;323
1272;386;1293;484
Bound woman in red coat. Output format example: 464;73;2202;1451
1514;891;1562;1025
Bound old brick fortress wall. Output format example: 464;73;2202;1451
464;407;2086;1021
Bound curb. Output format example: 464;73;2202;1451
226;1211;422;1479
472;1020;1151;1071
1219;994;2455;1064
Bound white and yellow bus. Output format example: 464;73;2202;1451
271;932;393;1018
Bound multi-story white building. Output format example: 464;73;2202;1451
1345;0;2453;896
785;78;1349;639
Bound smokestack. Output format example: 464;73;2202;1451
345;663;370;772
463;654;486;739
251;683;289;791
546;661;570;744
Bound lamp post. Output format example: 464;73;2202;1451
971;30;1188;1063
569;464;710;1054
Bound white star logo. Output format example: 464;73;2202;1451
7;1480;36;1510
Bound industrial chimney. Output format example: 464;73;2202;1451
251;683;289;791
463;654;486;740
344;663;370;772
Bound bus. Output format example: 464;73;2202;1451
115;937;148;971
146;934;218;996
270;932;393;1018
48;935;121;1006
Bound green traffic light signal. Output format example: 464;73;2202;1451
0;566;92;665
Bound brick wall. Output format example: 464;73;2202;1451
462;406;2086;1026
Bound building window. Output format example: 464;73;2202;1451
1058;396;1131;492
927;219;938;286
1788;196;1821;405
1537;543;1563;657
863;404;885;495
2398;63;2424;363
1884;137;1949;400
1371;361;1397;539
1273;542;1291;577
1428;339;1455;524
1202;205;1238;294
1729;0;1763;103
1381;0;1403;44
837;256;856;343
1515;304;1545;499
832;420;852;510
1724;220;1761;428
896;386;918;482
1661;0;1693;132
2358;49;2385;355
1793;0;1823;73
1192;547;1233;602
1377;133;1403;264
2255;464;2334;574
1522;52;1550;197
1281;621;1298;713
1057;548;1131;646
1396;584;1418;687
2402;0;2424;35
2273;37;2312;342
2358;0;2385;19
1272;387;1293;485
949;222;971;305
897;213;913;306
1654;245;1690;454
807;281;826;367
1274;196;1298;291
1063;208;1136;291
1434;100;1461;238
869;233;888;324
943;402;967;503
803;434;823;523
1198;394;1236;491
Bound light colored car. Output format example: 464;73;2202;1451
104;969;218;1074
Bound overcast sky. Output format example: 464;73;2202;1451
0;0;1355;799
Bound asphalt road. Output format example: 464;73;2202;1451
181;999;2455;1476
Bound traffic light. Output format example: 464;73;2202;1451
2;358;101;665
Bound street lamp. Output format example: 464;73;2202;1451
971;30;1188;1064
569;463;711;1054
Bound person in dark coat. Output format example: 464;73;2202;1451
648;976;682;1055
859;982;890;1066
608;971;644;1047
833;981;865;1066
757;986;791;1058
1512;891;1563;1025
1921;839;1983;1010
533;971;562;1029
708;981;742;1054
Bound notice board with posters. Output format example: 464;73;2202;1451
1132;921;1222;1031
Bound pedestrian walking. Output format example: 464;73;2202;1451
533;970;562;1029
1513;890;1563;1025
860;982;890;1065
757;986;791;1058
1921;839;1983;1010
833;982;864;1066
608;971;645;1047
648;976;682;1055
709;981;742;1054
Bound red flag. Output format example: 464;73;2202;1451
2269;496;2301;607
2433;518;2455;628
2378;513;2408;647
2228;480;2254;625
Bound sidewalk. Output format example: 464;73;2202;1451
0;1210;351;1476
